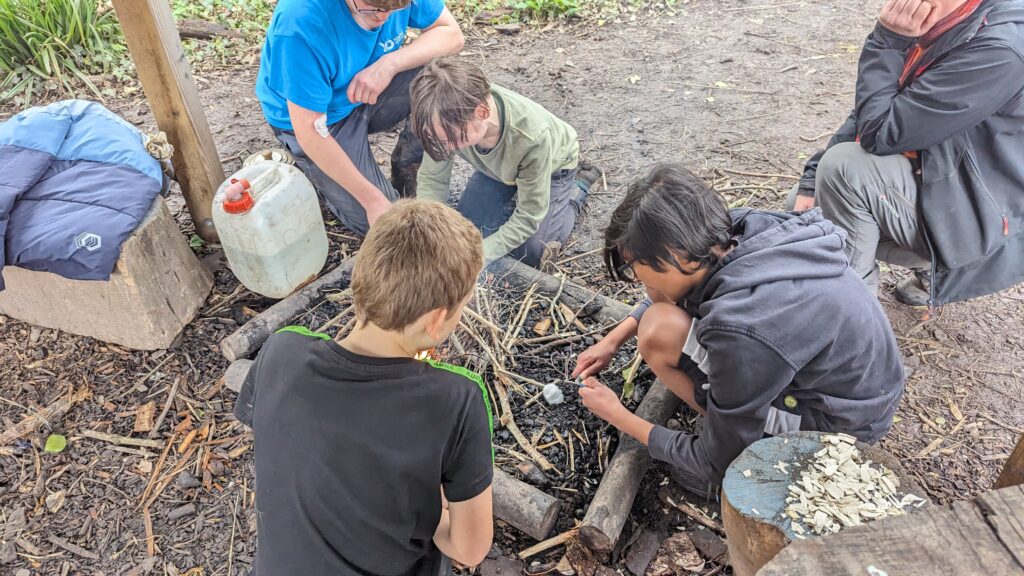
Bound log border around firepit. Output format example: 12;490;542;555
219;257;356;361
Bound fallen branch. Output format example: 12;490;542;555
579;381;681;554
494;467;561;541
177;18;244;40
519;529;579;560
142;506;156;557
220;257;356;361
81;429;165;450
666;496;726;535
495;370;557;473
138;431;178;509
148;376;181;438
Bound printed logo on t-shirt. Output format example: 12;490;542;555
378;30;406;52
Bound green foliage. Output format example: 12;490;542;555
0;0;126;102
0;0;273;104
171;0;274;37
167;0;275;71
44;434;68;453
511;0;580;20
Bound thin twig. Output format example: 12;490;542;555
720;168;799;180
81;429;165;450
148;377;180;439
667;81;775;95
556;248;602;266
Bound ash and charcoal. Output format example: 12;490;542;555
291;275;657;539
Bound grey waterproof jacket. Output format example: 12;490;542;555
799;0;1024;305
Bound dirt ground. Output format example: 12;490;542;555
2;0;1023;574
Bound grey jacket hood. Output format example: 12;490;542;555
700;209;849;302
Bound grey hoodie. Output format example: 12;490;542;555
642;209;905;495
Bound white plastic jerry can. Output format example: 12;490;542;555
212;162;328;299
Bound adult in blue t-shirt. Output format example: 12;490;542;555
256;0;463;234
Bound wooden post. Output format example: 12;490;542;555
996;432;1024;489
112;0;224;242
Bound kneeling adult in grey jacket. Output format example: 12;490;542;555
574;164;905;497
792;0;1024;308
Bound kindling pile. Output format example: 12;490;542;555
784;434;927;537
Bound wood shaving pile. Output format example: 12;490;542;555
784;433;926;537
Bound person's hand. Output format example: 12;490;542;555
793;194;816;212
365;197;392;227
879;0;942;37
572;338;620;380
347;58;397;105
578;377;627;425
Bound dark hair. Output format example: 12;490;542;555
604;163;732;279
409;57;492;162
365;0;412;10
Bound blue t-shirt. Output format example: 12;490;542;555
256;0;445;131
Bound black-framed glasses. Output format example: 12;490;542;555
353;0;392;14
604;246;637;283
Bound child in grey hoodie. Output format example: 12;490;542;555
574;163;905;497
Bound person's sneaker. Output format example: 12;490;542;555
894;271;931;308
391;127;422;198
575;158;601;194
539;241;562;273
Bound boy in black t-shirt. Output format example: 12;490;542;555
234;200;494;576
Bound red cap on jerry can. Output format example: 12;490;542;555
222;178;254;214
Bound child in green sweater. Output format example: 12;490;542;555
410;57;599;267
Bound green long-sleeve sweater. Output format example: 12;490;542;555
416;85;579;263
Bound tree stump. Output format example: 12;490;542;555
0;198;211;350
720;431;929;576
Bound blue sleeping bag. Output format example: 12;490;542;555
0;100;164;290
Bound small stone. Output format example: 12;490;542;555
494;23;522;35
666;419;683;431
16;569;30;576
498;430;511;441
516;461;548;486
208;460;226;476
1;540;17;564
177;471;201;489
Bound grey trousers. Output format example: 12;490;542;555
273;67;423;235
788;142;930;293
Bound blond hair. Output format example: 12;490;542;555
410;56;492;161
352;200;483;330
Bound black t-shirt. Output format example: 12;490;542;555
234;328;494;576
